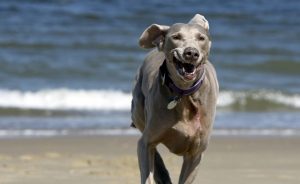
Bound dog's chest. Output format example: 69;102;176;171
162;104;207;155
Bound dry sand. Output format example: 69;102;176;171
0;135;299;184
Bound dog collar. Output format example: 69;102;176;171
160;60;205;109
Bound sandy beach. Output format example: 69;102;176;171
0;135;299;184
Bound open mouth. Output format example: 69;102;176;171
173;56;196;81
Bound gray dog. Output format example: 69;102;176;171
131;14;219;184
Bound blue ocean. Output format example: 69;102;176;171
0;0;300;137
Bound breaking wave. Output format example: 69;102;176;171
0;88;299;112
0;89;131;111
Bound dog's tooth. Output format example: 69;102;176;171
192;69;196;74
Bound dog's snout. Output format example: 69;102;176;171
183;47;199;61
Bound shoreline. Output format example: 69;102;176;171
0;128;299;139
0;135;299;184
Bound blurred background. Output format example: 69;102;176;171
0;0;299;138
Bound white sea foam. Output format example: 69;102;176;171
0;88;299;111
217;90;300;108
0;129;140;138
0;89;131;111
213;129;300;136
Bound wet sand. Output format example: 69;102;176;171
0;135;299;184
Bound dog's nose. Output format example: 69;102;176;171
183;47;199;61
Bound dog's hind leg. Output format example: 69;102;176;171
154;149;172;184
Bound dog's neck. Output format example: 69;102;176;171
160;60;205;97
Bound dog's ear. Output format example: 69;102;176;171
190;14;211;54
139;24;170;50
189;14;209;31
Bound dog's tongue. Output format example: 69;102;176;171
184;72;195;80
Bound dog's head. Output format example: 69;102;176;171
139;14;211;88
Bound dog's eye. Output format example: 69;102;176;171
197;35;205;41
171;34;182;40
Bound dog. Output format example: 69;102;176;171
131;14;219;184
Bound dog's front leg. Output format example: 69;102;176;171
138;135;156;184
178;152;202;184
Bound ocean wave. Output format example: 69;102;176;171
220;60;300;75
0;89;299;112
